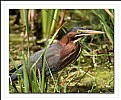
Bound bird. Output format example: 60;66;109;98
9;26;104;82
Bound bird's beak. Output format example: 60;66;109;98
76;29;105;36
74;29;105;43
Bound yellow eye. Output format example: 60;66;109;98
76;29;85;33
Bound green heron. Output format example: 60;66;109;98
9;26;104;82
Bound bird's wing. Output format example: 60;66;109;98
29;43;62;76
10;42;62;80
43;43;62;75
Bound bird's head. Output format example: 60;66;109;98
60;26;105;45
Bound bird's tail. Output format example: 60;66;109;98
9;64;23;82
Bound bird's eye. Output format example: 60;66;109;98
76;29;86;34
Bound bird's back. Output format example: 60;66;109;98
10;41;81;81
10;42;62;81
